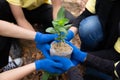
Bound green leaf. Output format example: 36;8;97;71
57;6;65;19
45;6;70;41
64;24;72;30
46;27;56;33
57;18;69;26
59;27;67;34
42;72;50;80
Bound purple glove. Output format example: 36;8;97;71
65;30;74;41
35;58;63;74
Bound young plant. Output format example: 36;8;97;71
42;6;72;80
46;6;71;42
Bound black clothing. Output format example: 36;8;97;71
73;0;120;79
0;37;12;68
85;54;120;79
67;66;83;80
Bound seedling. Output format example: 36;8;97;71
42;6;72;80
46;6;71;42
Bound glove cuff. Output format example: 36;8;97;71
34;32;42;43
35;60;42;71
78;51;87;63
66;30;74;41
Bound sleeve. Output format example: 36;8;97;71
67;66;84;80
84;54;115;76
72;9;93;28
95;0;113;28
6;0;21;6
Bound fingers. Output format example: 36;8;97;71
65;41;79;50
51;68;64;74
51;56;65;62
71;58;80;66
52;62;63;68
43;34;58;43
37;43;51;58
42;51;50;58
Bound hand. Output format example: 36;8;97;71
65;30;74;41
51;56;75;72
34;32;57;44
66;41;87;63
35;58;63;74
36;43;50;58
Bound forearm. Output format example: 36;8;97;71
67;66;83;80
72;9;93;28
85;54;114;76
9;4;35;31
17;19;35;31
69;26;78;35
0;20;36;40
51;0;62;19
0;63;36;80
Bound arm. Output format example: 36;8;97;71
67;67;83;80
67;41;119;78
0;63;35;80
85;54;115;76
0;56;69;80
0;20;57;44
51;0;62;19
85;53;120;78
0;20;35;40
9;3;35;31
67;9;93;39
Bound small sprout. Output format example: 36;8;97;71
46;6;71;42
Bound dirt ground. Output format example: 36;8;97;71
18;0;88;80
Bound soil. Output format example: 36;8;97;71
15;0;88;80
50;41;73;58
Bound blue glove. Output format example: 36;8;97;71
36;43;50;58
66;41;87;63
35;58;63;74
51;56;75;72
34;32;57;44
71;58;80;66
65;30;74;41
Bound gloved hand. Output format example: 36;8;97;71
35;58;63;74
34;32;57;44
51;56;75;72
36;43;50;58
34;32;57;58
65;30;74;41
66;41;87;63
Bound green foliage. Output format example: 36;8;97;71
42;6;71;80
46;6;71;41
42;72;50;80
42;72;59;80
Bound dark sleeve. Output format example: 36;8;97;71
84;54;115;76
95;0;113;28
67;66;83;80
119;22;120;36
72;9;93;28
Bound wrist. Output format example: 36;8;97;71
78;51;87;63
66;30;74;41
34;32;42;43
35;60;42;71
